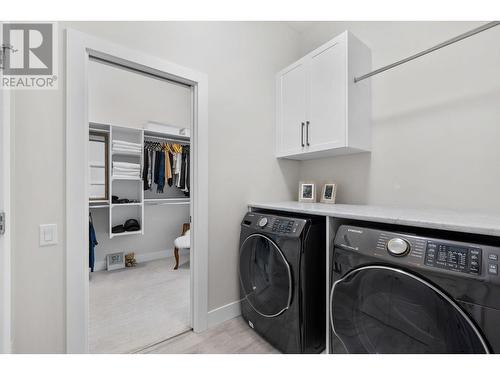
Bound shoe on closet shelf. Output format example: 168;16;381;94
112;224;125;234
112;195;138;204
112;219;141;234
124;219;140;232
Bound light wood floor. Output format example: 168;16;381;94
138;317;279;354
90;255;190;354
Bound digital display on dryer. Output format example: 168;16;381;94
425;242;481;275
444;246;468;269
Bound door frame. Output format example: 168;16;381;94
66;29;209;353
0;23;12;353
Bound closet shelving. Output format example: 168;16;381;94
144;198;190;205
109;124;144;239
89;121;191;238
89;203;109;210
111;202;142;207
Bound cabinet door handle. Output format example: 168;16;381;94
301;122;305;147
306;121;310;146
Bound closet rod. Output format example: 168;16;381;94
354;21;500;83
144;135;190;144
145;202;190;206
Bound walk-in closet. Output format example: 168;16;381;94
87;57;193;353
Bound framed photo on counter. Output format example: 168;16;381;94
299;182;316;203
106;252;125;271
320;183;337;204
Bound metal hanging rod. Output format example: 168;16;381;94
354;21;500;83
144;135;190;145
145;201;190;206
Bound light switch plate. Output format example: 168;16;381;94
39;224;58;247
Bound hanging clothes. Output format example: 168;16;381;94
186;145;190;196
143;145;150;190
169;152;174;186
173;144;183;188
164;145;173;187
179;145;190;196
143;140;189;195
179;150;186;190
157;151;165;193
172;153;178;186
153;150;160;186
89;215;98;272
148;149;154;190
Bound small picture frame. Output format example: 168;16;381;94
106;252;125;271
321;183;337;204
299;182;316;203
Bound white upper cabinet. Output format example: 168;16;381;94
276;31;372;160
280;62;307;155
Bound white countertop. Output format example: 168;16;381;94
249;201;500;237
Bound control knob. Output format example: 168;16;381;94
387;238;410;256
258;217;268;228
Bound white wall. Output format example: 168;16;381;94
297;22;500;212
88;59;191;128
11;21;300;353
88;59;190;266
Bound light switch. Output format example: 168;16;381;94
39;224;58;247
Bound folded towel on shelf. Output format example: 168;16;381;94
112;140;142;148
113;143;142;147
113;146;142;153
113;167;141;174
112;141;142;154
113;171;140;178
113;168;140;174
113;147;142;153
113;175;140;180
113;166;141;172
113;162;141;170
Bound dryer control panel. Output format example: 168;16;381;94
424;242;482;275
334;225;500;280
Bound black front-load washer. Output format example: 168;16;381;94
330;224;500;354
239;211;325;353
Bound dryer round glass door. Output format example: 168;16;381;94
239;234;292;317
330;266;489;354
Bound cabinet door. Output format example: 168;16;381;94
307;40;346;150
277;62;307;156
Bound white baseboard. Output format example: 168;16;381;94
93;248;181;272
207;300;241;328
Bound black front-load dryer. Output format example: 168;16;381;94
239;211;325;354
330;225;500;354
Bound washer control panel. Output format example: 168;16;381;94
424;242;482;275
387;238;410;256
271;218;299;234
257;217;268;228
242;213;307;238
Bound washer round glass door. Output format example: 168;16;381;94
330;266;489;354
239;234;292;317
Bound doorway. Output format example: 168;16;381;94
66;29;208;353
87;58;193;353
